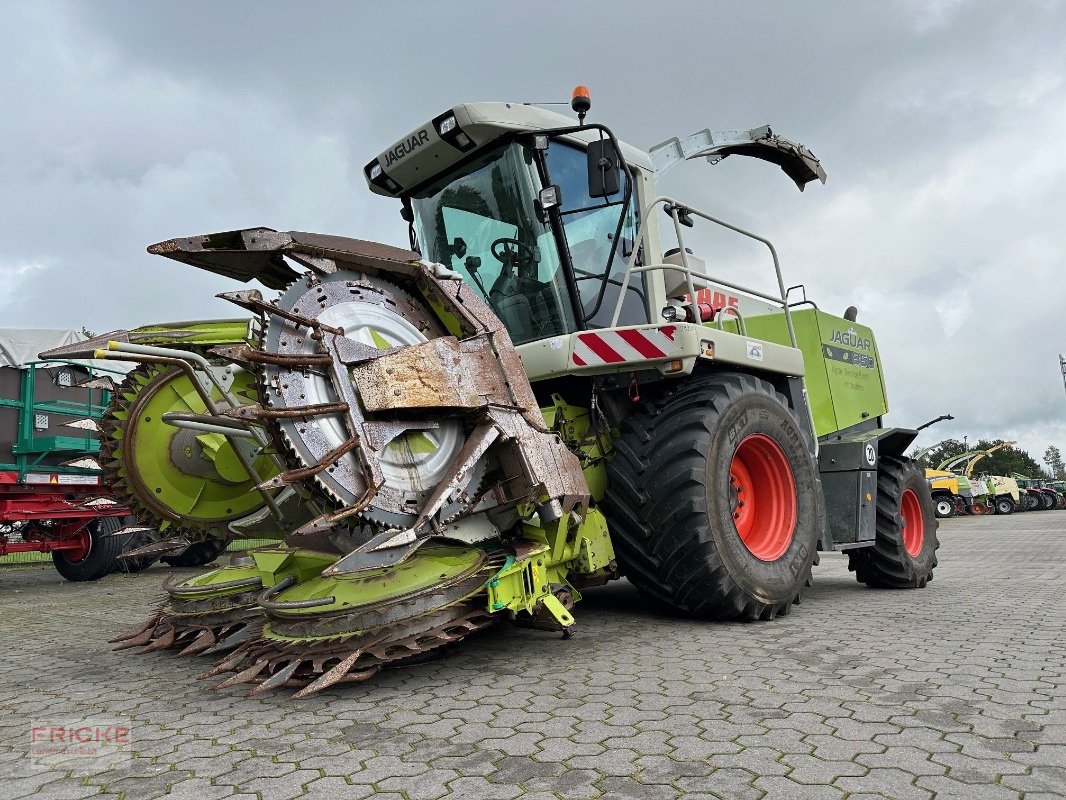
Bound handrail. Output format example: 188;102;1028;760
610;196;797;348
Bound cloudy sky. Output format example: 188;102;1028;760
2;0;1065;462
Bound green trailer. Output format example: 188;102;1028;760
0;333;129;580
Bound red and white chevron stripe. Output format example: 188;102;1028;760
571;326;678;367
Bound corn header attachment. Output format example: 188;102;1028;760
61;230;613;695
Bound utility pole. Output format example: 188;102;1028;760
1060;354;1066;402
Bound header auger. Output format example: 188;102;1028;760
44;88;939;696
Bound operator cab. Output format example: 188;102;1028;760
363;92;826;352
364;100;650;344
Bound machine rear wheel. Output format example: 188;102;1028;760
848;457;938;588
161;538;228;568
1038;492;1055;511
994;497;1015;515
933;497;955;518
52;517;124;582
604;373;820;621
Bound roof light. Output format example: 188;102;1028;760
369;163;382;180
438;115;457;135
571;84;591;124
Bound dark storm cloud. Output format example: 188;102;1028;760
2;0;1065;457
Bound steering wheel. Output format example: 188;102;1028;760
491;237;537;267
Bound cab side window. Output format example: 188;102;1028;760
546;142;648;328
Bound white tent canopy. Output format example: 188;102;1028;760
0;328;131;373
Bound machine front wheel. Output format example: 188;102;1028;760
848;457;939;588
994;497;1015;515
605;373;820;621
933;497;955;518
52;517;124;582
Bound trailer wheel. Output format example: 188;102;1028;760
161;538;228;568
604;373;820;621
933;496;955;518
52;517;123;582
994;497;1015;515
848;457;938;589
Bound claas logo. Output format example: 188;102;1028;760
693;289;740;309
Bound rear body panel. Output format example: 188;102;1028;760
722;308;888;437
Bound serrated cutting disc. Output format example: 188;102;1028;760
261;271;484;528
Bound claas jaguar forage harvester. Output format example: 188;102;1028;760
44;87;939;697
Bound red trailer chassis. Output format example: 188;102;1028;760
0;470;129;561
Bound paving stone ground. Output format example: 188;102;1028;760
1;512;1063;799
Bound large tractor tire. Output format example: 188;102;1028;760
994;496;1016;515
1022;492;1039;511
1038;492;1056;511
933;496;955;518
605;373;820;621
160;538;228;568
848;457;938;589
52;517;124;582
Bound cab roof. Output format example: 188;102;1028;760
364;102;653;198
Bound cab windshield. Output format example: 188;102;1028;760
409;142;577;345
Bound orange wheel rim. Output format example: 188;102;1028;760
901;488;925;557
729;434;797;561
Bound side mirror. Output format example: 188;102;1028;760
587;139;621;198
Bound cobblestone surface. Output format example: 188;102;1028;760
1;513;1063;798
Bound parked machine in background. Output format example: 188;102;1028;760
924;443;1021;517
1014;475;1065;511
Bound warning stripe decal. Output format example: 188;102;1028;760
572;327;679;366
615;329;666;359
578;333;625;364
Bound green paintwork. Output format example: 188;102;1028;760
169;547;338;606
717;308;888;437
417;283;466;339
111;366;278;526
0;361;111;478
541;395;612;501
125;319;253;348
487;509;615;627
267;543;487;618
368;329;392;350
